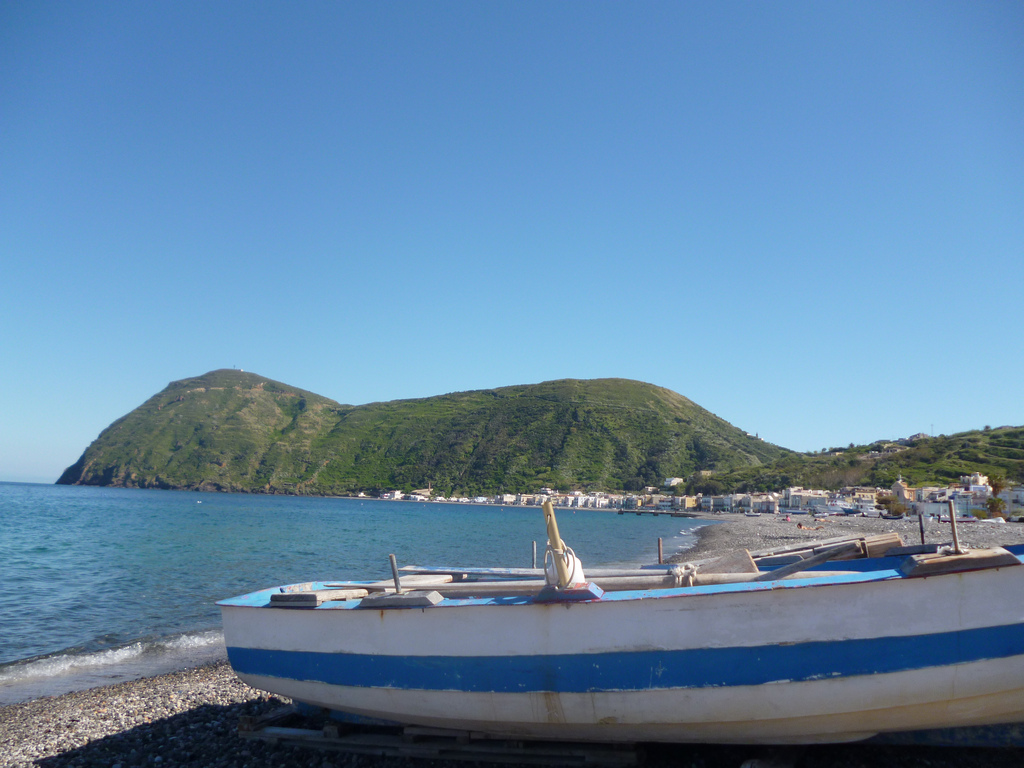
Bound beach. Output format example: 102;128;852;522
4;515;1024;768
672;512;1024;563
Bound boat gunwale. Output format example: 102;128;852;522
217;544;1024;611
217;566;909;609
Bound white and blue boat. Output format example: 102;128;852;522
219;504;1024;745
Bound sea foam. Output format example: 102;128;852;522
0;630;226;705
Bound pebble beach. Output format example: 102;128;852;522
4;514;1024;768
672;512;1024;564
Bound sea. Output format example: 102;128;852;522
0;482;709;705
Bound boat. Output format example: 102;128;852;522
219;502;1024;746
852;498;883;516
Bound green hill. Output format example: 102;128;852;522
57;369;788;495
699;427;1024;494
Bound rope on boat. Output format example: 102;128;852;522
542;500;572;588
544;544;585;586
668;563;698;587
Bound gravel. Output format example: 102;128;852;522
0;663;296;768
4;516;1024;768
673;512;1024;565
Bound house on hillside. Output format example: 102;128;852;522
1001;486;1024;513
915;486;947;503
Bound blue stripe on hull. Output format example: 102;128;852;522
228;622;1024;693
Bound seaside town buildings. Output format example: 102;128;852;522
379;472;1024;519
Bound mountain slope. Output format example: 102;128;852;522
57;370;787;495
692;427;1024;494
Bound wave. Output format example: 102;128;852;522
0;630;225;704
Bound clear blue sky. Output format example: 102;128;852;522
2;2;1022;483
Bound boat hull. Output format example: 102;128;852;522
220;561;1024;744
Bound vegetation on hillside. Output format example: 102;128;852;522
57;370;1023;498
57;370;787;496
695;427;1024;494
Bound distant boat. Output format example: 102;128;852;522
826;502;855;515
852;498;883;516
220;503;1024;745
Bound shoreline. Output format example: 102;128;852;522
5;517;1024;767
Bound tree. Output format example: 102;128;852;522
685;475;724;497
990;475;1007;499
986;496;1007;519
877;495;908;516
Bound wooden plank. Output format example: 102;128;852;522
323;574;453;593
755;554;806;567
900;547;1021;578
747;535;860;559
270;589;369;607
400;565;679;578
753;542;862;582
701;549;758;574
594;571;863;589
397;535;899;590
886;543;943;556
240;715;640;765
749;533;905;563
277;582;316;593
341;570;865;599
323;580;471;593
357;590;444;608
402;565;541;578
374;573;453;587
862;532;905;558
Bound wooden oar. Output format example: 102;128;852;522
323;569;863;597
753;541;862;581
400;565;677;579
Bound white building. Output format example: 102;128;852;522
784;487;830;511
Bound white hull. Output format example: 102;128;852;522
220;557;1024;744
236;658;1024;744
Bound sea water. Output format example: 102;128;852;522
0;482;708;704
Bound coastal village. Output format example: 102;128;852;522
378;471;1024;520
